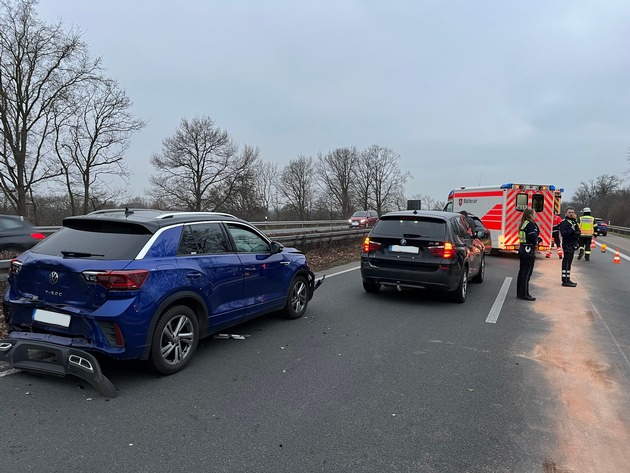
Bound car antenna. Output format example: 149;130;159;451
125;207;134;218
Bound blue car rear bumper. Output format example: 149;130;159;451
0;338;117;397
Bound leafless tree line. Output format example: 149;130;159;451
565;174;630;226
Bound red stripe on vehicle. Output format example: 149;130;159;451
481;204;503;230
452;190;504;198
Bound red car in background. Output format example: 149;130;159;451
348;210;379;228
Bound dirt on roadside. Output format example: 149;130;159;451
528;257;630;472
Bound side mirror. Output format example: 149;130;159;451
270;241;284;254
475;230;486;239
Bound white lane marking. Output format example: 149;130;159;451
324;266;361;278
486;277;512;324
594;242;630;261
589;300;630;374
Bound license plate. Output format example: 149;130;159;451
352;221;359;226
390;245;419;254
33;309;71;328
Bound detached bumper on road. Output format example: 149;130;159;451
0;338;117;397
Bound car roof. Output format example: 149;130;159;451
380;209;459;220
63;208;244;232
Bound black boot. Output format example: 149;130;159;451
562;280;577;287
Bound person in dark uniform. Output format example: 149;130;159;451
517;208;540;301
558;206;580;287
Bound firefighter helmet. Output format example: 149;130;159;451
582;207;591;214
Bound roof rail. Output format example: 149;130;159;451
156;211;238;220
87;208;159;215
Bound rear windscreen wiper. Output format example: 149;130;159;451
61;251;105;258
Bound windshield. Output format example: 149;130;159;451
352;211;368;217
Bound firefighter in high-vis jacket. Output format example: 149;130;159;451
577;207;595;261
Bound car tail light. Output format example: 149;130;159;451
428;242;455;259
30;232;46;240
363;237;381;253
83;270;149;290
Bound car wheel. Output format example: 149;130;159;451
149;305;199;375
362;280;381;293
471;256;485;283
450;268;468;303
283;275;309;319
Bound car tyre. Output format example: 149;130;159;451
450;268;468;303
283;275;309;319
471;256;485;283
362;280;381;293
149;305;199;375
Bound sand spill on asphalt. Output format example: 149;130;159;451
527;257;630;472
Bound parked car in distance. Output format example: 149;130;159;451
0;214;46;255
348;210;379;228
594;218;608;236
1;209;324;396
360;210;485;302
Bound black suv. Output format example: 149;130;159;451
360;210;485;302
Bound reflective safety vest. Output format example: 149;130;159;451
519;221;529;243
579;215;595;236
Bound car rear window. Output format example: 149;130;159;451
31;226;153;259
375;217;446;239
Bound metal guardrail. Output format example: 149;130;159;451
609;225;630;236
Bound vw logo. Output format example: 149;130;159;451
400;239;407;246
49;271;59;285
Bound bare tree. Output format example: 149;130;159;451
149;116;259;211
0;0;101;215
317;147;358;218
278;155;317;220
363;145;410;215
255;160;279;219
212;164;266;220
353;153;375;211
572;174;623;214
53;77;146;215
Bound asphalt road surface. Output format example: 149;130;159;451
1;234;629;472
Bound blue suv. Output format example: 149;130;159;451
1;209;323;396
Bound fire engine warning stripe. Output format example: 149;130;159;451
486;277;513;323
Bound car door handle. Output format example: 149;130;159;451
186;272;203;279
280;261;290;265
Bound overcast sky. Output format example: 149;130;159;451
36;0;630;204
